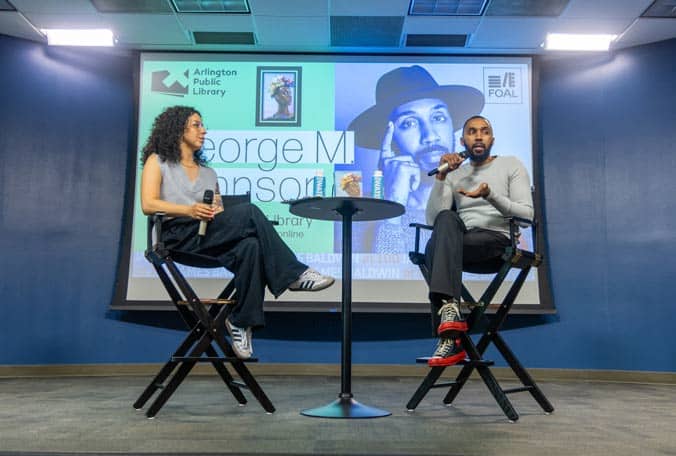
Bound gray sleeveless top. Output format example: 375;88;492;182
159;159;218;214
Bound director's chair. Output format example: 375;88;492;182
406;216;554;422
133;193;275;418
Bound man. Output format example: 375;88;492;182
348;65;484;253
425;115;534;366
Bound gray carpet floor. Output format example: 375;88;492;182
0;375;674;455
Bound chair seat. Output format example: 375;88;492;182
170;249;223;268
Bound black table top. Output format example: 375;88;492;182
287;197;405;222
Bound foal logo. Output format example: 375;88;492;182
151;69;189;96
483;67;522;104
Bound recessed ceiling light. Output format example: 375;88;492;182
543;33;617;51
172;0;250;13
40;29;115;47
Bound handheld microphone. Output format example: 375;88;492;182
427;151;468;176
198;189;214;239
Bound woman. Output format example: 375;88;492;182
140;106;334;359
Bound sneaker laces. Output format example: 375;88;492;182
299;268;322;282
438;299;461;322
432;338;455;358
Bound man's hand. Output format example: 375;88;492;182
458;182;491;198
379;121;420;205
436;152;467;181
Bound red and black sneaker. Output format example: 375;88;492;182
428;338;466;367
437;299;468;337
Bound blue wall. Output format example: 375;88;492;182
1;34;674;371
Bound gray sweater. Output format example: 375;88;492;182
425;155;533;236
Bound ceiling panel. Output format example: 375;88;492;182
331;0;409;16
0;11;44;41
540;17;636;34
249;0;328;17
331;16;404;47
254;15;329;47
562;0;655;18
21;12;111;29
485;0;570;17
105;14;191;45
9;0;98;14
470;17;555;48
404;16;481;34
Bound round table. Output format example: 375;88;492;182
288;197;405;419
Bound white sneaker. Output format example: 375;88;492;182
288;268;335;292
225;319;253;359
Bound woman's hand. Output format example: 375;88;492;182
190;203;215;221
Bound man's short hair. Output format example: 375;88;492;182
462;115;493;133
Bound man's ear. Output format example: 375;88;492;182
460;137;466;148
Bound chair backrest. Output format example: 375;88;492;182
220;192;250;208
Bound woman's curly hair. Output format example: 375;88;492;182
140;106;207;166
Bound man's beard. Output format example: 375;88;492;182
467;143;492;163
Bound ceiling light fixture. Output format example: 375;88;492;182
41;29;115;47
544;33;617;51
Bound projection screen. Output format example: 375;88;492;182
114;52;552;313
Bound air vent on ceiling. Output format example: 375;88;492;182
193;31;255;45
409;0;488;16
331;16;404;47
406;34;468;47
0;0;16;12
90;0;173;13
485;0;570;17
641;0;676;17
172;0;250;13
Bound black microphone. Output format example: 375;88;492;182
198;190;214;239
427;151;468;176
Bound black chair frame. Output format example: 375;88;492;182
406;217;554;421
133;194;275;418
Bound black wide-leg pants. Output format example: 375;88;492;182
424;210;510;334
162;202;308;328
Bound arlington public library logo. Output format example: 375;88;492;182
151;69;189;96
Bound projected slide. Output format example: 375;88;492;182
123;53;544;312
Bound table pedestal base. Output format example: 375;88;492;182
301;396;391;419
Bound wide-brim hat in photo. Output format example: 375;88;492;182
348;65;485;150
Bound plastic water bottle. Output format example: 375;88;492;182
372;170;384;199
313;169;325;197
